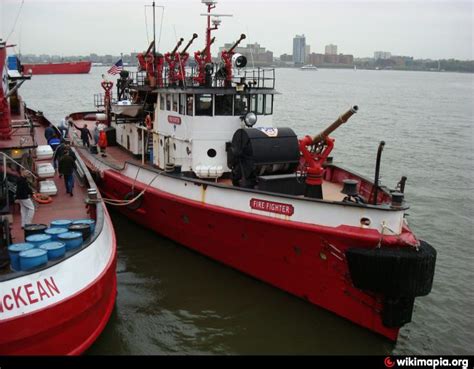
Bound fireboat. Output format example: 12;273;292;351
69;1;436;341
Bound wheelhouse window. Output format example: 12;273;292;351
215;94;233;116
264;94;273;115
195;94;213;116
159;94;165;110
234;94;249;116
179;94;186;115
173;94;179;112
186;94;194;116
248;94;264;115
166;94;172;111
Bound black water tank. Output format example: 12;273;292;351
228;127;300;187
24;224;48;239
68;223;91;240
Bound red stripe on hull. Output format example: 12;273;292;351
100;170;399;341
22;62;91;75
0;214;117;355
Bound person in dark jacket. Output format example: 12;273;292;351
73;123;93;147
44;123;55;142
48;134;61;152
16;170;35;228
58;149;76;196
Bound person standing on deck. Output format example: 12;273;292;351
97;122;108;157
58;149;76;196
93;122;99;146
58;116;69;138
73;123;93;147
53;143;70;171
48;133;61;152
15;169;35;228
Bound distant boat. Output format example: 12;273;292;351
22;61;91;75
300;64;318;71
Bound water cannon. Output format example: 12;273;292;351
181;33;199;56
171;38;184;56
311;105;358;144
299;105;359;199
228;34;246;53
201;37;215;57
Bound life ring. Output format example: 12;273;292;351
33;193;53;204
145;115;153;130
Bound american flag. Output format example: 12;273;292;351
107;59;123;75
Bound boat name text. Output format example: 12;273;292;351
250;198;294;216
0;277;60;314
168;115;182;125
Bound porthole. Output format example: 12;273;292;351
360;217;371;227
207;148;217;158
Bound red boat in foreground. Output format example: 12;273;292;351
0;44;116;354
70;1;436;341
22;61;91;75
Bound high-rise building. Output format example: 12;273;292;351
374;51;392;60
325;44;338;55
293;35;306;65
305;45;311;62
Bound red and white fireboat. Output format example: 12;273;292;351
69;1;435;341
0;41;116;354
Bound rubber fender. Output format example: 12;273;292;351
346;240;436;297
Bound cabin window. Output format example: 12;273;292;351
234;94;249;116
264;94;273;115
186;94;194;116
159;94;165;110
173;94;179;112
215;94;233;116
166;94;172;111
179;94;186;115
256;94;264;115
195;94;213;116
250;94;257;113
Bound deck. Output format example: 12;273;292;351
70;118;346;202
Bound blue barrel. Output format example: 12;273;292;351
57;232;83;250
25;234;52;248
19;248;48;271
40;242;66;260
72;219;96;233
44;227;69;241
50;219;73;229
8;243;35;271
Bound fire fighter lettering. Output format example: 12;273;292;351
250;198;294;216
0;277;60;313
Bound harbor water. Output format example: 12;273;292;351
21;67;473;354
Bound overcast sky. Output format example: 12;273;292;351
1;0;473;60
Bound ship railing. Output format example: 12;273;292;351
128;67;275;90
94;93;115;108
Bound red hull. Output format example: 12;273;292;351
0;214;117;355
99;170;399;341
22;61;91;75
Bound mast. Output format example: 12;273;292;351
152;1;156;58
201;1;232;63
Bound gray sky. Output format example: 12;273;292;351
1;0;473;60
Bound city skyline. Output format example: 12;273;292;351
1;0;473;60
